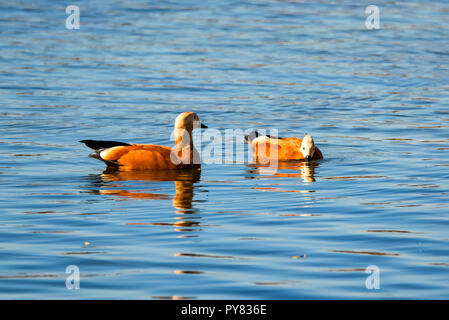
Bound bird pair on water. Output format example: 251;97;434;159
80;112;323;171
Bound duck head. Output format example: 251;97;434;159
174;112;207;132
300;134;316;162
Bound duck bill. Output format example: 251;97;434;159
200;123;208;129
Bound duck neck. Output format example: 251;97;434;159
174;128;194;150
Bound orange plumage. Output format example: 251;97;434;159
245;131;323;162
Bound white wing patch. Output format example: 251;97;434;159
99;146;122;160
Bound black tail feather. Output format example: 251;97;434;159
79;140;131;150
244;131;259;143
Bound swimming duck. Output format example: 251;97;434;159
245;131;323;162
80;112;207;171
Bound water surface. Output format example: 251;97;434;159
1;0;449;299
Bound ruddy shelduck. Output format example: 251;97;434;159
80;112;207;171
245;131;323;162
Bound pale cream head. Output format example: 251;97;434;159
300;134;316;161
174;112;199;131
172;112;207;156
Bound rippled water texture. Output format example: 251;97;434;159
1;0;449;299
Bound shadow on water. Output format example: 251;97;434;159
83;169;204;231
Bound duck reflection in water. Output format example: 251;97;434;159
87;168;202;231
247;160;319;183
246;161;318;206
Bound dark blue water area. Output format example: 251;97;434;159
0;0;448;299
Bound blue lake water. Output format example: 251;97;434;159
1;0;448;299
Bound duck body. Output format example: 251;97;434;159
80;112;206;171
245;131;323;162
80;141;200;171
